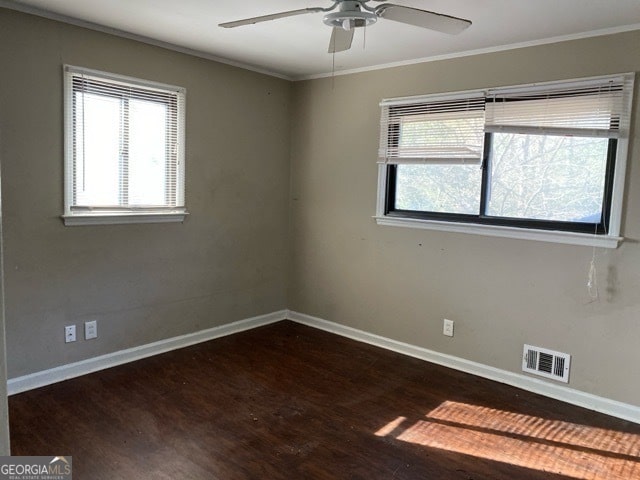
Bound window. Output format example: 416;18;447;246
63;65;187;225
376;74;635;248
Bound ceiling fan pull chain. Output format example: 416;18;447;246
363;23;367;49
331;49;336;90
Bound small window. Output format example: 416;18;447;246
63;65;187;225
377;74;635;248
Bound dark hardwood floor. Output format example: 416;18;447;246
9;320;640;479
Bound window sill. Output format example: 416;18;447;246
374;216;622;249
62;211;189;226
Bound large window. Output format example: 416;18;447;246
377;74;635;247
63;65;187;225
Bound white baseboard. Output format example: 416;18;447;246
7;310;287;395
9;308;640;425
287;310;640;425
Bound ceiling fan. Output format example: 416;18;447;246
219;1;472;53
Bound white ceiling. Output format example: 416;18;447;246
6;0;640;79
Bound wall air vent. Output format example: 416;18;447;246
522;344;571;383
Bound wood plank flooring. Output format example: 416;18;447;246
9;321;640;479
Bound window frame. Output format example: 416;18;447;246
375;74;635;248
62;65;188;226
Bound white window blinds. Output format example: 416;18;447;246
485;75;633;138
378;74;634;167
379;94;486;165
64;66;186;213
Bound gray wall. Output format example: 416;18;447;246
0;9;291;378
0;164;9;453
289;31;640;406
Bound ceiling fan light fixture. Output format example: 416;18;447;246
220;0;472;55
323;11;377;30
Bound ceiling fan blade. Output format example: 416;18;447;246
376;5;471;34
328;27;355;53
220;8;324;28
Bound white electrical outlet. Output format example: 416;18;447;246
65;325;76;343
84;320;98;340
443;319;454;337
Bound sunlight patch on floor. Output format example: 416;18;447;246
375;401;640;480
